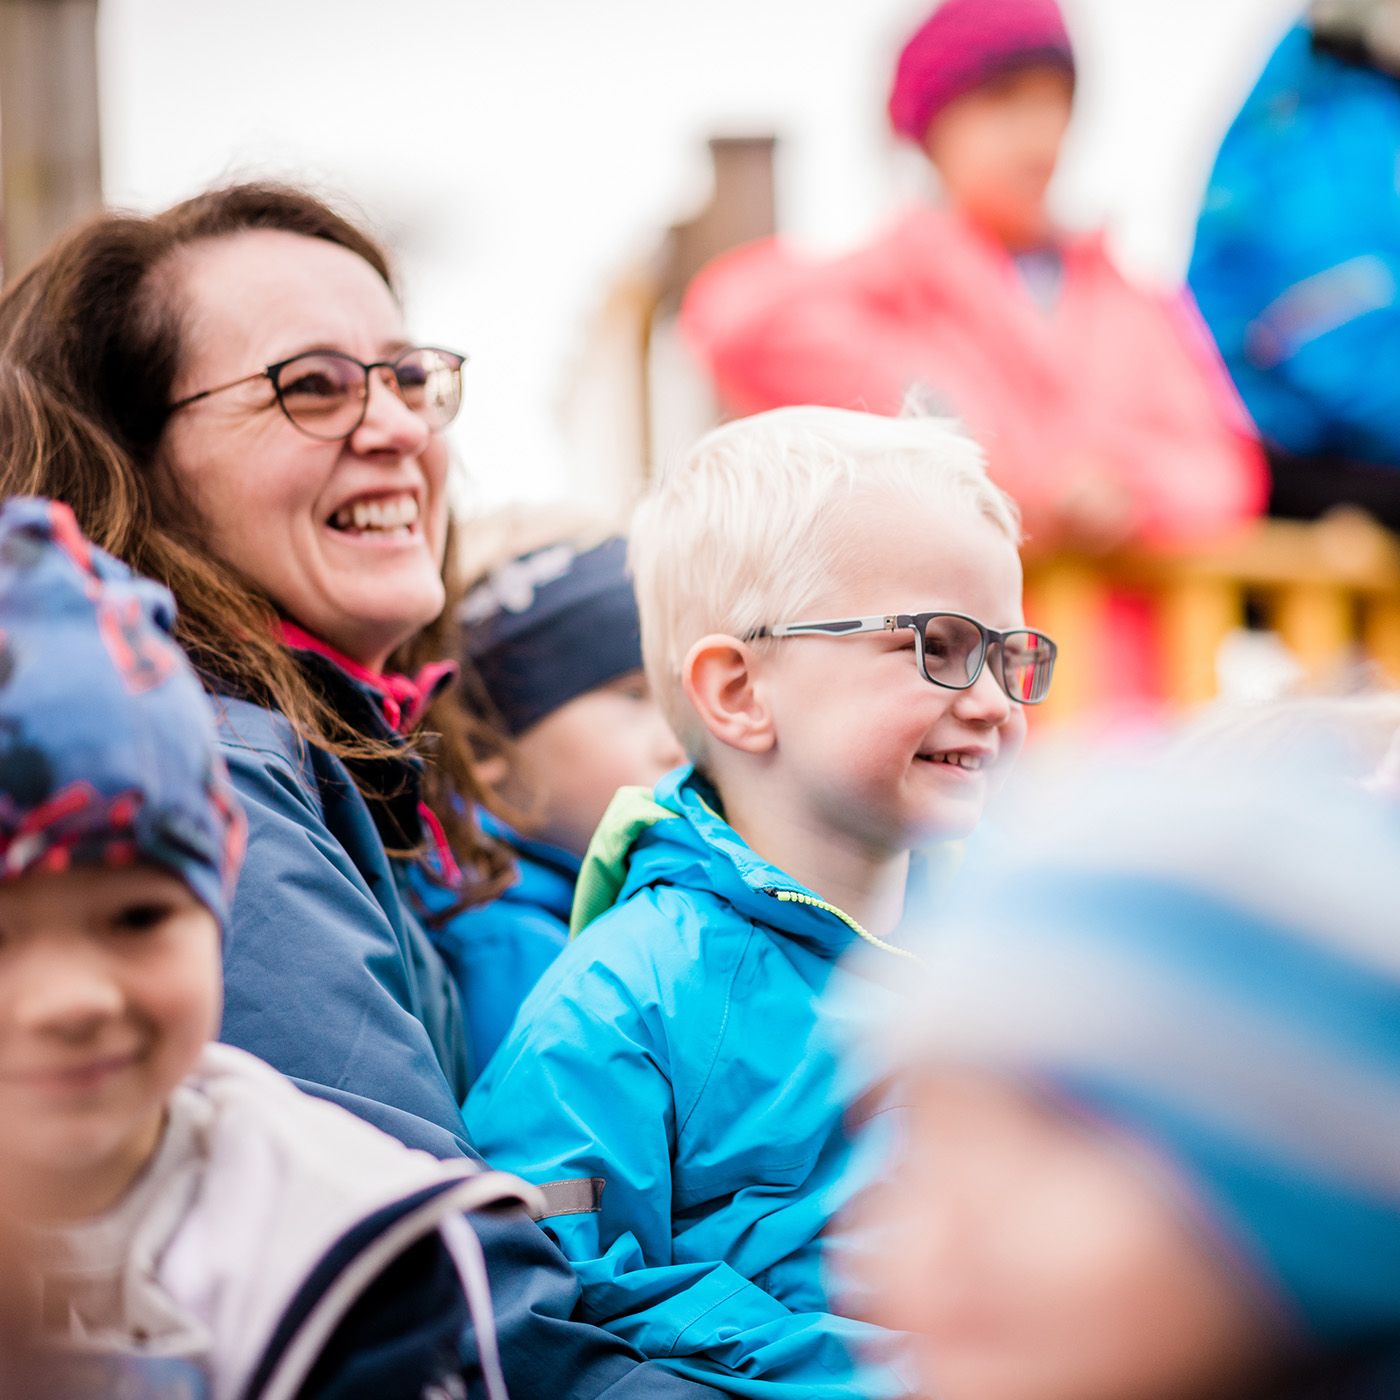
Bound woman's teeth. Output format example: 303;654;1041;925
331;494;419;534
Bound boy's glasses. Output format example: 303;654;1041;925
750;612;1058;705
167;346;466;442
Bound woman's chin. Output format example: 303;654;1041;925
300;583;445;669
337;554;444;624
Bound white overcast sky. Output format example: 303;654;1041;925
98;0;1303;503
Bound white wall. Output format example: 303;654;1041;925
99;0;1303;503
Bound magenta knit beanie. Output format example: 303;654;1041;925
889;0;1076;143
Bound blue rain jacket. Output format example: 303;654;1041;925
1189;26;1400;466
466;766;922;1398
416;810;576;1074
211;657;721;1400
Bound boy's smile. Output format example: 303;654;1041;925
914;746;995;780
918;751;988;770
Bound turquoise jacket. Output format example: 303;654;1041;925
465;767;923;1398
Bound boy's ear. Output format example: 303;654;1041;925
682;634;776;755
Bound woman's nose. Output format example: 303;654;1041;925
350;367;433;457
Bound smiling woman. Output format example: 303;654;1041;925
0;181;719;1400
159;228;457;670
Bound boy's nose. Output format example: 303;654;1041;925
953;661;1014;725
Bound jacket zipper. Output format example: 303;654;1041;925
768;888;918;961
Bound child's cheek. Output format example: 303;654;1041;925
152;912;222;1077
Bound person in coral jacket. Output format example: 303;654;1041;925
683;0;1267;555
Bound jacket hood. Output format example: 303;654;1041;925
572;765;937;960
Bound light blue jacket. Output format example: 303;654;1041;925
1189;26;1400;466
417;810;576;1075
465;767;923;1398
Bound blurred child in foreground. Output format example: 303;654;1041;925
467;407;1055;1397
684;0;1265;555
0;499;537;1400
420;505;683;1072
856;734;1400;1400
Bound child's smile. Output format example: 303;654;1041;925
915;746;992;772
0;865;220;1220
9;1047;146;1097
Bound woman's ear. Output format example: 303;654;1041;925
474;752;511;790
681;634;776;755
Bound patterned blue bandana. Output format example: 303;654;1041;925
0;498;244;923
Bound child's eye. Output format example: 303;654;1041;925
110;902;175;935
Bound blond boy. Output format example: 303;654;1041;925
467;408;1056;1397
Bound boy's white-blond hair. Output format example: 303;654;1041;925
630;406;1021;755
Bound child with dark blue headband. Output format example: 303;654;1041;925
0;498;537;1400
421;505;682;1073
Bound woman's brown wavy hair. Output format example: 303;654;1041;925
0;181;514;911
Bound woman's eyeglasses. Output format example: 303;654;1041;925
167;346;466;442
749;611;1057;704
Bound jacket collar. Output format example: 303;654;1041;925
279;622;458;733
279;629;436;864
573;765;943;960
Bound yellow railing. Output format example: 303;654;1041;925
1026;511;1400;720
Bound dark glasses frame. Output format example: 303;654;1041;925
166;345;467;442
749;611;1058;705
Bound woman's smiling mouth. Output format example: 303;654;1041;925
328;491;420;537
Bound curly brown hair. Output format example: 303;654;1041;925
0;181;513;910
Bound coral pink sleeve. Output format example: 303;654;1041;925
680;237;937;417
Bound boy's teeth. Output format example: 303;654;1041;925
930;752;982;770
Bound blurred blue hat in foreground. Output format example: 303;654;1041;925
890;734;1400;1350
